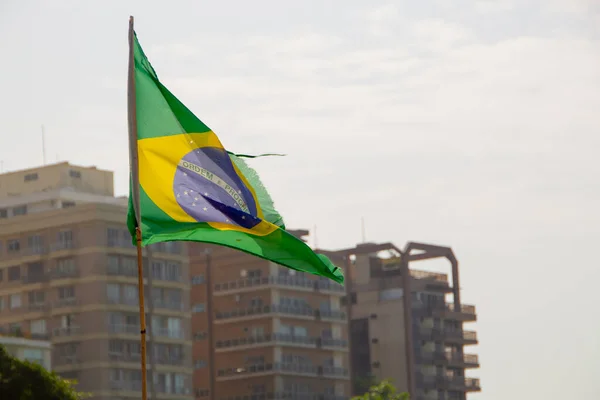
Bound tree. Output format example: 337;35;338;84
0;345;88;400
352;380;410;400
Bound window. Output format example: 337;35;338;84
58;286;75;299
27;262;44;278
107;228;120;246
62;201;76;208
379;288;403;301
248;269;262;278
192;303;205;313
69;170;81;178
163;241;181;254
0;209;7;218
24;173;38;182
28;290;45;304
0;269;2;281
23;348;43;364
13;205;27;216
249;297;263;307
30;319;47;334
27;235;44;253
250;326;264;337
0;297;4;311
191;275;205;285
279;297;309;309
57;258;75;274
58;230;73;247
166;262;181;281
7;240;20;253
122;257;136;275
193;332;208;340
194;359;207;369
8;266;20;281
108;255;119;269
109;340;123;354
252;385;266;394
124;285;138;304
10;293;21;309
107;283;120;303
196;389;210;397
245;355;265;365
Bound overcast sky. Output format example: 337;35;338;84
1;0;600;399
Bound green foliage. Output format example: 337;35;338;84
0;345;88;400
352;379;410;400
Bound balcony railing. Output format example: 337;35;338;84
109;380;143;391
54;298;79;308
219;393;347;400
216;334;348;350
417;327;478;343
109;324;139;335
50;241;76;252
51;269;80;279
53;326;81;337
214;276;345;294
22;274;49;284
28;303;49;312
215;305;346;321
446;353;479;365
410;270;448;282
417;374;481;391
446;303;476;315
154;299;185;311
217;363;348;379
321;366;348;377
23;247;48;256
153;327;184;339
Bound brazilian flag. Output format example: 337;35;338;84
126;30;343;284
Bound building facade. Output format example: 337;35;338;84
0;163;193;400
189;239;350;400
330;242;481;400
0;332;52;370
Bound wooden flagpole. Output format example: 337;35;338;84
127;15;149;400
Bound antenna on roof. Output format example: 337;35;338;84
313;225;318;249
41;125;47;165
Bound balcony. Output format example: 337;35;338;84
215;333;348;352
51;269;80;279
153;327;184;340
53;326;81;337
23;246;48;257
413;302;477;322
415;349;447;365
50;241;76;252
54;298;79;308
216;333;316;351
417;374;481;392
219;393;348;400
214;276;345;295
446;352;479;368
22;274;49;284
321;366;349;378
109;352;142;363
154;299;185;311
216;363;350;381
109;324;139;335
215;305;346;323
109;380;143;391
28;303;50;312
416;327;478;345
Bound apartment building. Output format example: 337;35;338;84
0;330;52;370
328;242;481;400
0;162;193;400
189;237;350;400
